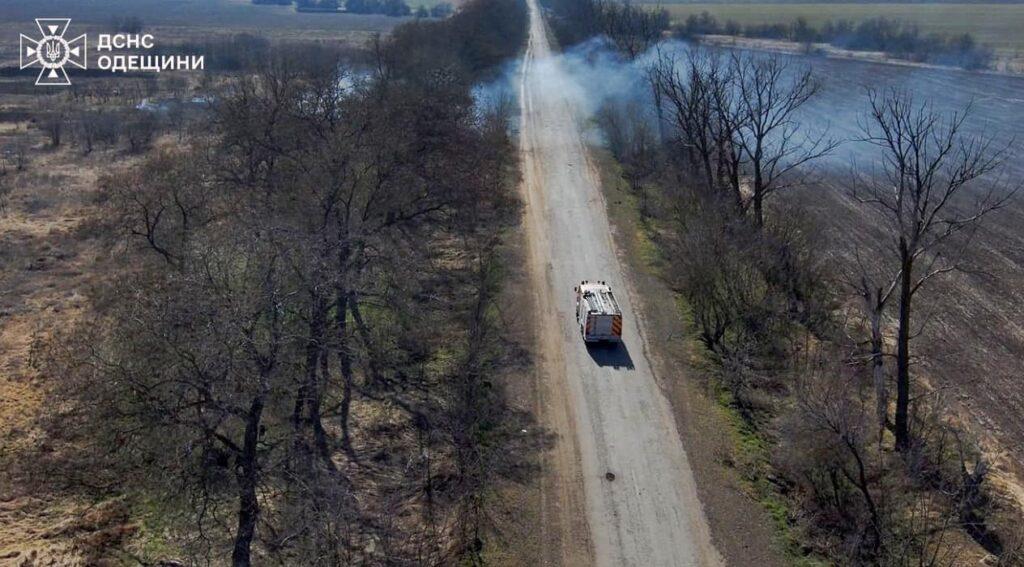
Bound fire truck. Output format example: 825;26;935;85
574;280;623;343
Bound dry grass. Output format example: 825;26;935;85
786;181;1024;524
0;136;132;564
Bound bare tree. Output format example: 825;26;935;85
107;148;212;268
789;350;883;557
851;88;1014;451
649;48;743;209
104;145;287;566
650;50;834;222
124;112;158;153
74;110;119;155
841;245;899;440
40;108;65;148
732;53;836;227
42;4;532;562
597;100;660;215
547;0;668;57
598;0;669;59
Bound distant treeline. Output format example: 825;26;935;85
252;0;454;18
543;0;670;57
677;12;995;69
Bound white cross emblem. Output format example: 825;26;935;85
20;19;87;86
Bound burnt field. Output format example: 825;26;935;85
791;54;1024;499
797;55;1024;172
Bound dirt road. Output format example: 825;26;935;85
517;0;721;565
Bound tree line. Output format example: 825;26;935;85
253;0;453;18
542;0;670;58
551;0;1020;561
30;0;533;564
676;12;995;70
646;51;1014;564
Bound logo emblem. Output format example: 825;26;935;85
20;19;87;86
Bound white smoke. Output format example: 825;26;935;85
475;33;1023;174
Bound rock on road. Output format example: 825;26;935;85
517;0;722;564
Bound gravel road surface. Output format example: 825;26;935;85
517;1;722;564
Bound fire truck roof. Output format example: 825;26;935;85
580;281;621;316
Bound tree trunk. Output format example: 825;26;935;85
333;236;356;459
291;381;308;433
702;153;716;197
894;248;913;452
869;298;886;442
752;162;764;227
312;346;334;467
349;294;384;389
729;157;742;215
653;89;668;145
335;287;355;458
232;395;265;567
294;294;335;470
845;438;882;556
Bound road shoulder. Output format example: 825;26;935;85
591;149;787;567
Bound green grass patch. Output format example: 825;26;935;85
674;277;823;563
129;493;190;561
591;151;665;270
710;383;828;566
